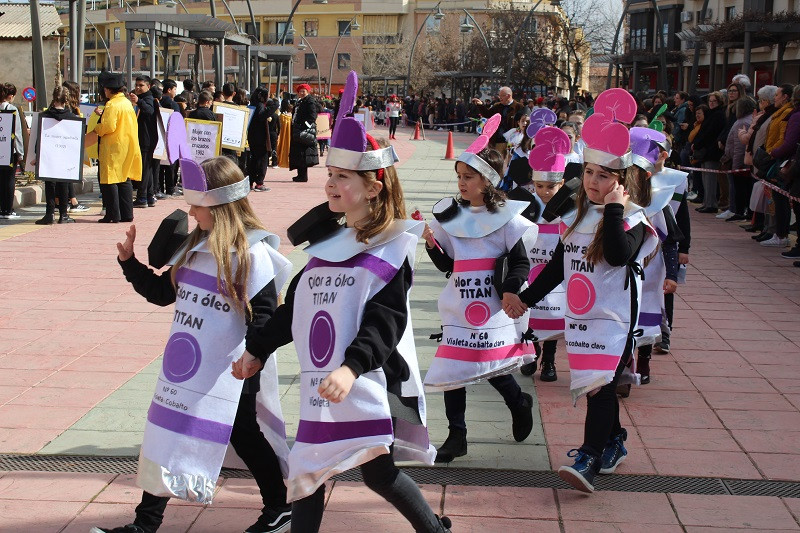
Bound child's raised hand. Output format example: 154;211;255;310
502;292;527;319
116;224;136;261
604;183;627;205
231;350;263;380
318;366;357;403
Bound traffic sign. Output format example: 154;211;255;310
22;87;36;102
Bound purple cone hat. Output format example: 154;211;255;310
326;70;398;171
166;112;250;207
629;127;666;173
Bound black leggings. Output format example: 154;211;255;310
389;116;400;137
536;340;557;363
444;373;523;432
44;180;69;218
290;453;442;533
580;356;628;458
247;151;268;186
133;392;287;532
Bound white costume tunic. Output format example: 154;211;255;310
526;195;566;341
287;220;435;502
653;166;689;216
138;230;292;504
559;204;658;402
424;200;538;392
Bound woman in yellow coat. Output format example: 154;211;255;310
94;72;141;223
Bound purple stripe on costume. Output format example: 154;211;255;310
295;418;393;444
655;226;668;242
175;267;242;297
638;312;663;327
394;418;430;449
306;253;399;284
147;401;233;445
261;408;287;440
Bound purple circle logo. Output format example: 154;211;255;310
309;310;336;368
163;332;202;383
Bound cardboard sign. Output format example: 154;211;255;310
185;118;221;164
36;115;86;183
153;108;173;160
358;107;373;131
316;112;332;140
0;111;14;167
212;102;250;151
24;112;39;172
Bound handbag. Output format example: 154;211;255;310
753;146;776;177
292;121;317;147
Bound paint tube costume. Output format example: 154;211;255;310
629;127;679;346
559;90;659;402
524;125;572;341
286;71;435;502
137;133;291;503
423;114;538;392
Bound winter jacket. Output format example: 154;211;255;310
135;90;158;153
725;115;752;170
770;108;800;161
289;95;319;170
765;103;794;153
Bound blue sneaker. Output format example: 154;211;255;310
599;431;628;474
558;449;599;493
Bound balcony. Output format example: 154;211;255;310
264;33;294;45
363;34;402;45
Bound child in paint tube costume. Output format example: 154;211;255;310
235;71;451;533
95;155;293;533
422;113;538;464
622;127;684;394
513;89;660;494
517;125;573;383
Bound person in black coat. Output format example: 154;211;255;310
159;79;182;196
131;76;159;208
289;84;319;182
187;90;216;121
246;87;271;191
266;99;280;167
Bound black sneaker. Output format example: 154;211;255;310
133;199;148;208
598;431;628;474
520;362;537;376
653;340;670;354
558;449;600;493
90;525;147;533
511;392;534;442
540;360;557;382
781;247;800;259
755;232;774;243
245;506;291;533
58;215;76;224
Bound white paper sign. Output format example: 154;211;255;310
24;112;40;172
36;116;86;182
153;108;173;160
186;119;221;164
212;102;249;151
0;111;14;167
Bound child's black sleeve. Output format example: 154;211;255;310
245;269;301;362
425;242;454;273
675;196;691;254
501;238;531;294
519;241;565;306
602;203;645;266
342;259;412;379
118;256;176;307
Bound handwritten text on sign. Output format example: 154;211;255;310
212;103;249;151
0;112;13;167
186;120;221;164
37;117;85;182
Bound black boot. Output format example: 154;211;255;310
434;428;467;463
35;215;54;225
540;360;557;382
637;352;651;385
511;392;534;442
520;362;537;376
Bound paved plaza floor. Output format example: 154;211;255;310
2;127;800;531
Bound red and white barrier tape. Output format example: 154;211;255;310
678;165;750;174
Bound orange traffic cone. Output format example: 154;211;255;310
444;131;455;160
412;121;421;140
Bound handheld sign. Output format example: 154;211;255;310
316;112;332;140
212;101;250;151
184;118;222;164
0;111;15;167
22;87;36;102
36;115;86;183
153;108;173;160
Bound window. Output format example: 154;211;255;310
171;55;179;71
743;0;773;13
305;53;317;70
337;53;350;69
84;56;96;70
338;20;352;36
656;22;668;49
188;53;195;68
114;55;120;70
629;12;649;50
725;6;736;20
140;51;147;69
244;22;261;40
114;27;120;41
276;22;294;44
304;19;318;37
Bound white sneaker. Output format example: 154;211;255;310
6;211;19;219
715;210;733;219
686;191;698;201
760;235;789;247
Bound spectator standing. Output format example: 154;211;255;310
34;86;76;224
131;76;159;209
693;92;726;213
94;72;142;223
159;79;182;197
289;84;318;182
472;86;524;158
722;97;756;221
386;94;402;140
0;83;24;219
246;87;271;192
266;98;280;168
179;79;198;110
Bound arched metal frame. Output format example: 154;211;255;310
404;1;443;97
606;0;668;92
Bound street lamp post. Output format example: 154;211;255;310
327;16;359;95
297;36;322;94
404;1;445;97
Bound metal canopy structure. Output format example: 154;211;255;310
116;13;253;90
433;70;502;99
234;45;297;96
